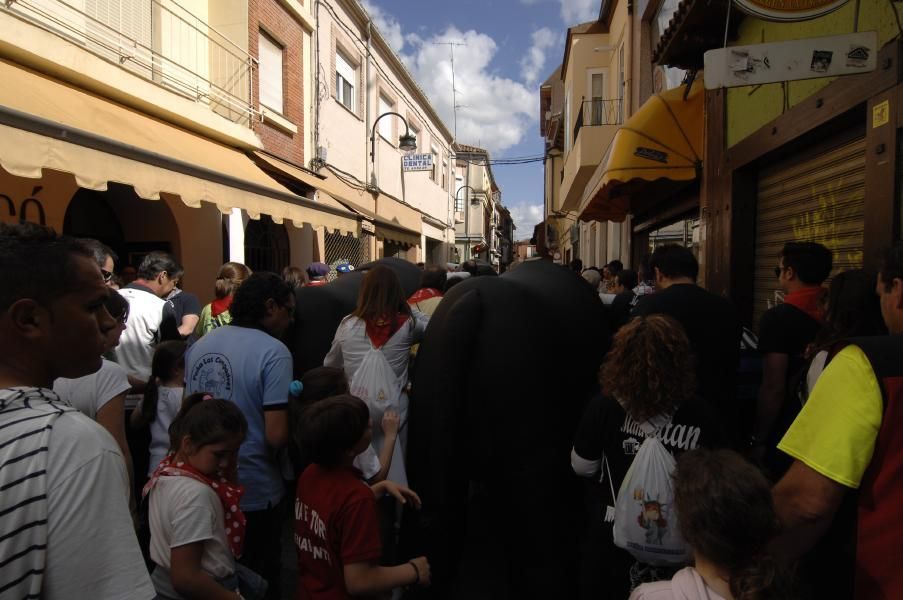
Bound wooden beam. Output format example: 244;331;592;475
727;39;902;170
702;87;731;296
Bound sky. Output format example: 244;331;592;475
359;0;600;240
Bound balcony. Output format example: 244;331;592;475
561;99;621;212
3;0;256;128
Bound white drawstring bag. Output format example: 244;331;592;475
349;340;407;486
611;417;690;566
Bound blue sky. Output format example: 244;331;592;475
360;0;599;239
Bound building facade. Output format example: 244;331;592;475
453;143;509;269
656;0;900;327
0;0;358;300
312;0;455;267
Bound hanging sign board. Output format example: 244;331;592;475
402;154;434;172
734;0;850;22
704;31;877;90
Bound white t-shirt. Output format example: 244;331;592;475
42;411;154;599
53;359;130;420
145;386;184;475
149;476;235;579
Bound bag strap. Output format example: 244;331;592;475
602;454;616;504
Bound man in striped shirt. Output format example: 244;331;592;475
0;223;153;599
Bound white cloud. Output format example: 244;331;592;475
520;27;557;86
559;0;597;24
509;203;545;239
401;27;535;155
361;0;406;55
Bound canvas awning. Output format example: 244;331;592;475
579;78;704;223
0;60;357;234
252;151;421;247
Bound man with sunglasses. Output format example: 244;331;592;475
750;241;832;475
112;251;182;392
79;238;118;286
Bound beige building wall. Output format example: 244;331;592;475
315;0;453;257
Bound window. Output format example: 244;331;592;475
564;89;572;151
618;45;626;122
442;155;448;190
430;144;439;182
410;123;421;151
455;176;465;212
336;50;356;112
378;94;394;141
587;70;606;125
259;32;284;114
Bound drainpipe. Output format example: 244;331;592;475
365;19;373;188
313;0;321;168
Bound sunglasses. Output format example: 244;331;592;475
101;269;113;283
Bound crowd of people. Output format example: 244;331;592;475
2;220;902;600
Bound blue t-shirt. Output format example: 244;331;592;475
185;325;292;511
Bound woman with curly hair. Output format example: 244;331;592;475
571;314;725;599
630;448;792;600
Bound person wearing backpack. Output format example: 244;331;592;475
324;265;429;486
571;315;725;599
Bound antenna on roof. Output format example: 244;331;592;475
434;40;466;140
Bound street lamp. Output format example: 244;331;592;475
370;111;417;187
455;185;478;261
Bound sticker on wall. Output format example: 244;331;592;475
810;50;833;74
873;100;890;129
846;46;870;68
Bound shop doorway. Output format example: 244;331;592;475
245;214;290;274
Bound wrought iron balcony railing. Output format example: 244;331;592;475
573;98;622;142
4;0;257;127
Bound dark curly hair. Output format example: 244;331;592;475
230;272;293;328
600;314;695;422
674;449;792;600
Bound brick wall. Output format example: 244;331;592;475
248;0;305;166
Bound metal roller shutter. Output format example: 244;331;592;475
753;136;865;328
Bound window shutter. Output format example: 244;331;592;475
259;32;283;113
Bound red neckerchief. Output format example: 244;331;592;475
407;288;443;304
211;296;233;318
784;287;826;323
143;453;247;558
305;280;327;287
366;313;410;349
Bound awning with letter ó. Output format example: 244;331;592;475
579;78;704;223
0;60;357;234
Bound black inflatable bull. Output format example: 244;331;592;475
400;259;609;599
287;257;423;375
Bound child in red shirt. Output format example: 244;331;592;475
295;394;430;599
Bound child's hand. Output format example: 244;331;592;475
409;556;431;586
372;481;422;509
380;410;400;438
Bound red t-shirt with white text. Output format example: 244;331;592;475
294;464;382;600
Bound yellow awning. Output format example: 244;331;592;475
580;78;704;223
253;151;422;247
0;60;357;234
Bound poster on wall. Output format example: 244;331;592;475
402;154;434;172
704;31;877;89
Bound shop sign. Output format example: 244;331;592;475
402;154;434;172
361;219;376;234
734;0;850;22
705;31;877;89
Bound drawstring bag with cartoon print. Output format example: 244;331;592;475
610;414;690;566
